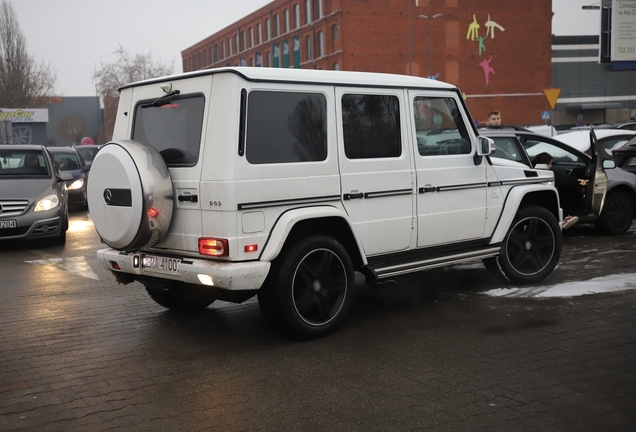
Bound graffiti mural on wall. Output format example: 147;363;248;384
13;127;33;144
466;14;506;86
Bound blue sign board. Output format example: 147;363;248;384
541;110;551;121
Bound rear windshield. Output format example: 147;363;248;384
132;94;205;167
0;149;50;177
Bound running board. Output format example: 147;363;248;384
363;246;501;281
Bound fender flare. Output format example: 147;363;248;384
259;206;367;264
490;184;561;244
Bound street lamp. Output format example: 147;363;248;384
419;13;443;79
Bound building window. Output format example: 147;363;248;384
284;9;290;33
228;38;233;56
317;31;324;57
250;27;254;48
294;4;300;28
333;62;340;70
317;0;323;19
236;35;240;53
306;35;312;60
266;19;271;40
214;44;219;63
305;0;312;24
332;25;339;41
257;23;262;44
267;51;272;67
222;41;226;58
274;14;279;37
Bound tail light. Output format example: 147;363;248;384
198;238;229;257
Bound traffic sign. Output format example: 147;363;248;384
541;111;551;121
543;88;561;109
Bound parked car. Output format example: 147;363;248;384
611;135;636;175
0;145;70;244
47;147;89;208
480;127;636;235
73;144;102;169
87;67;562;338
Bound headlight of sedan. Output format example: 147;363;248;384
68;179;84;190
35;194;60;212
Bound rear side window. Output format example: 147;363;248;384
341;94;401;159
246;91;327;164
414;97;470;156
132;95;205;167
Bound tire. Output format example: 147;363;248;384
144;284;215;311
50;209;68;246
258;235;355;339
487;206;562;284
595;191;634;235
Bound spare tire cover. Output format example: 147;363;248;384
87;140;173;250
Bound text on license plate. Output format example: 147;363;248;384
0;220;17;229
142;254;180;274
628;157;636;166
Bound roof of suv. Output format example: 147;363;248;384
119;67;457;92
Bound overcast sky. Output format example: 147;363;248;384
9;0;600;97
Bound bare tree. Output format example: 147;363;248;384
94;45;174;98
0;0;56;107
94;45;173;140
56;113;88;145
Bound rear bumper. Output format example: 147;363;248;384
97;248;271;291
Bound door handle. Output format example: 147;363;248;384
343;192;364;200
419;184;437;193
178;194;198;202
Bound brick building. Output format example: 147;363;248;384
181;0;553;125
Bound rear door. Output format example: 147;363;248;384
129;77;211;253
335;87;414;256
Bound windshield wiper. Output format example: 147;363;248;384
141;90;180;108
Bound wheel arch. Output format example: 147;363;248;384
259;206;366;268
491;185;561;243
605;184;636;207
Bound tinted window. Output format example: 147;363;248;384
246;91;327;164
413;97;470;156
132;95;204;167
342;94;401;159
52;153;81;170
523;140;584;164
490;137;526;164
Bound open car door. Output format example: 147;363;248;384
588;127;608;217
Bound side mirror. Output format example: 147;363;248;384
602;159;616;169
477;136;495;156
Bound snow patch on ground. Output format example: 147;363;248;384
483;273;636;298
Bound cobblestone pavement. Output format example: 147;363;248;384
0;212;635;431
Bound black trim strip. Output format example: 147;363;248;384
364;188;412;199
418;182;488;193
238;88;247;156
238;195;341;210
498;178;547;186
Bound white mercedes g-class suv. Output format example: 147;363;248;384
88;67;562;338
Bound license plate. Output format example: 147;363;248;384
142;254;180;275
0;220;17;229
628;157;636;166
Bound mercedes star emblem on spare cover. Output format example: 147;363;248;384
103;189;113;205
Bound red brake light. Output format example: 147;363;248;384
244;244;258;253
148;207;159;218
199;238;229;257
